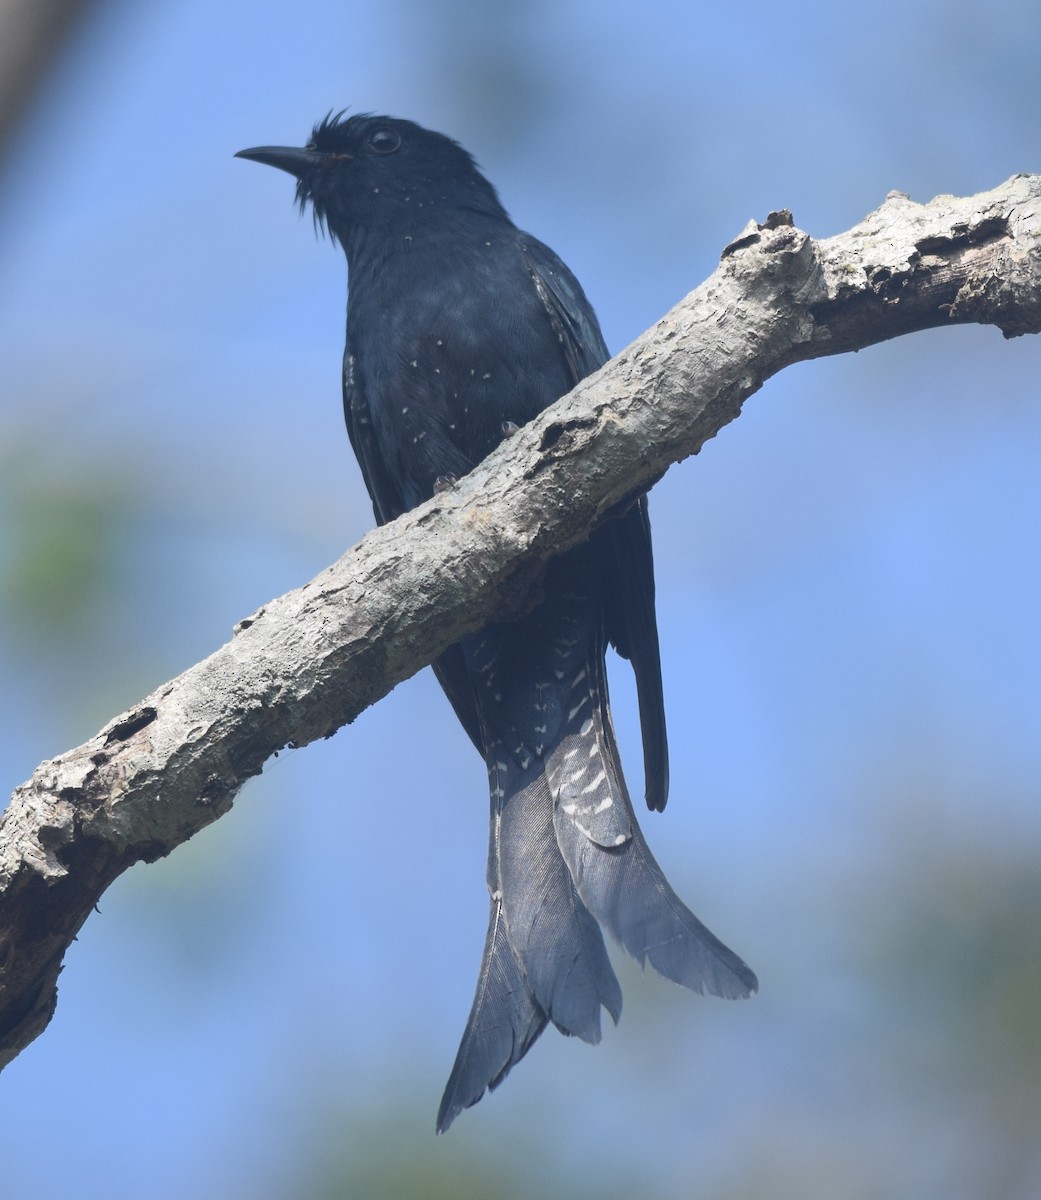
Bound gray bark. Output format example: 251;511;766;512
2;174;1040;1068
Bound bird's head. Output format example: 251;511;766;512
236;112;508;246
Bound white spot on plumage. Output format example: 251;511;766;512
593;797;614;813
581;771;607;795
579;718;594;736
567;696;589;721
572;668;587;686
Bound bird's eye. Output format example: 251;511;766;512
305;140;317;152
369;128;402;154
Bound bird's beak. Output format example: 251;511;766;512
235;145;321;180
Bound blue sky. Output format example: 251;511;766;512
1;1;1040;1197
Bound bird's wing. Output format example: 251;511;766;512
604;496;669;812
431;649;484;752
342;344;485;751
342;343;404;524
520;238;610;380
522;238;669;812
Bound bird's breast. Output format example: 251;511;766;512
346;238;575;507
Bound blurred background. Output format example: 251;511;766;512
2;0;1040;1196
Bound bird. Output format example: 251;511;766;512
237;113;757;1131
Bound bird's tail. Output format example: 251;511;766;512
435;888;546;1133
437;762;622;1133
549;652;758;1000
438;606;756;1131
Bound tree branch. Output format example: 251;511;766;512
2;174;1040;1068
